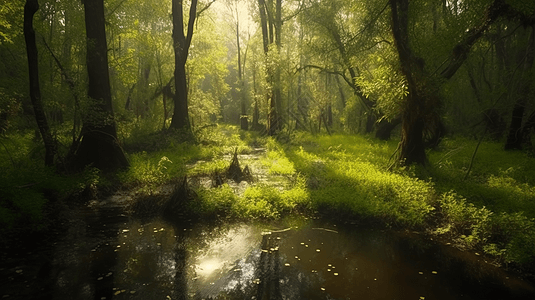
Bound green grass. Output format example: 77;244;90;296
0;132;90;233
4;124;535;266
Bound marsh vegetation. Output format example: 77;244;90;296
2;0;535;298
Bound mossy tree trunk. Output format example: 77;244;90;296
390;0;510;165
74;0;129;171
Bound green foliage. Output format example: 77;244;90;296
261;138;295;175
492;212;535;264
437;191;493;246
355;53;408;120
428;137;535;218
437;191;535;264
0;132;90;232
194;184;236;217
232;176;309;219
282;133;434;227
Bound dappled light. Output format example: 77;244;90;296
3;0;535;298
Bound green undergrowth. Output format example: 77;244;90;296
191;176;310;220
75;124;535;266
119;124;255;193
0;132;91;234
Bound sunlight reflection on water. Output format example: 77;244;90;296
51;209;535;300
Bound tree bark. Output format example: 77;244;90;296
24;0;56;167
390;0;429;165
391;0;510;165
170;0;197;133
75;0;128;171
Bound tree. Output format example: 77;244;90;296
389;0;514;165
74;0;128;171
170;0;215;134
23;0;56;167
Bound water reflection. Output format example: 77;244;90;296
51;202;535;300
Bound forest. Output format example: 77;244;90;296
1;0;535;299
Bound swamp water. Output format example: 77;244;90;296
46;193;535;300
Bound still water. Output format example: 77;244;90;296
50;196;535;300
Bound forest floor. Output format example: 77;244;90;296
2;124;535;298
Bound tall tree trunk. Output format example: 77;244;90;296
258;0;279;135
391;0;508;165
390;0;431;165
237;19;248;130
170;0;198;134
75;0;128;171
24;0;56;167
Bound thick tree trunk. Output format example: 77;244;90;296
170;0;197;134
75;0;128;171
390;0;428;165
375;117;401;140
24;0;56;167
391;0;508;165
